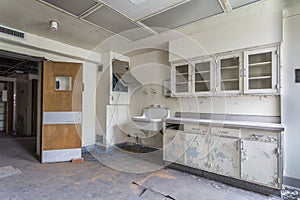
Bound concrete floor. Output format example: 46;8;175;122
0;136;281;200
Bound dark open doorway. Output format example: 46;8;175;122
0;50;43;161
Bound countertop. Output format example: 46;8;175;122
165;117;284;131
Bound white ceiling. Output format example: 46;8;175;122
100;0;188;21
36;0;263;41
0;0;268;53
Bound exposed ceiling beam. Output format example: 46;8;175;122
218;0;232;13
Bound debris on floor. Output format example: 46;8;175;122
282;186;300;200
0;166;22;179
1;137;298;200
71;158;84;163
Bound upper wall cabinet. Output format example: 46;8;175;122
172;63;191;96
171;58;213;96
170;45;280;97
193;58;213;95
244;47;279;94
216;54;242;94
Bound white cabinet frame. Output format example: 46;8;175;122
244;47;279;94
216;53;243;95
192;57;214;96
171;61;192;97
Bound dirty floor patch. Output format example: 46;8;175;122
282;186;300;200
0;166;22;179
131;169;281;200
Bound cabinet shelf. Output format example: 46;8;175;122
249;76;271;80
249;61;271;67
221;78;239;82
176;72;188;76
221;65;239;70
195;70;210;74
195;80;210;83
176;82;188;85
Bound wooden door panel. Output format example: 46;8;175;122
43;62;82;112
42;61;82;155
42;124;81;150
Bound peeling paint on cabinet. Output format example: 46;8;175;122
241;140;279;188
184;133;209;170
163;130;185;164
208;136;240;178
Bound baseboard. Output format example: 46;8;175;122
166;162;281;197
82;143;106;154
284;176;300;189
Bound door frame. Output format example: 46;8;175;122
0;49;44;160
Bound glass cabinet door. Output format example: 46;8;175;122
174;64;189;94
194;60;211;93
244;47;278;94
217;54;241;93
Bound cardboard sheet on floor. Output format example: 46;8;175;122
134;169;273;200
0;166;22;179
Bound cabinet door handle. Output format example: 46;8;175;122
239;69;243;77
241;140;244;151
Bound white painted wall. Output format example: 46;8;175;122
0;32;100;151
282;12;300;180
169;11;283;62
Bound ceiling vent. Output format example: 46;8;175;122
0;25;25;39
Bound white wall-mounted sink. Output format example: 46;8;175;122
132;105;170;132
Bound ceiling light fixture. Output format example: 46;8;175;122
128;0;148;6
50;21;58;31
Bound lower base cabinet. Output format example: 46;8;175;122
185;133;208;170
241;140;280;188
163;129;185;165
163;125;282;189
208;135;240;178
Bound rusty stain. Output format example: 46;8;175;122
88;170;119;183
129;170;176;190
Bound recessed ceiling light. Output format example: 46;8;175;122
128;0;148;6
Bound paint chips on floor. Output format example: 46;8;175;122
282;186;300;200
0;166;22;179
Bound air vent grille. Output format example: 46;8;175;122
0;25;25;39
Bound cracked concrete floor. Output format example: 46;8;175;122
0;136;281;200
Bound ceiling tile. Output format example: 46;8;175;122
141;0;223;30
228;0;260;9
42;0;98;16
119;28;154;41
84;6;142;35
100;0;188;21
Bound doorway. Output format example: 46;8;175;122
0;50;42;161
